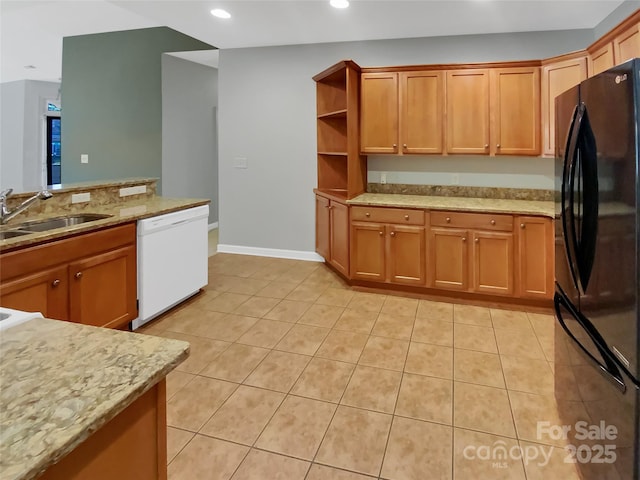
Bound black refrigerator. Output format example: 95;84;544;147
555;59;639;480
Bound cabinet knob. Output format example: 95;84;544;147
462;237;467;242
484;144;489;149
392;144;397;149
365;212;370;217
404;215;409;220
390;231;396;237
75;272;83;279
403;144;407;149
496;144;501;149
379;231;383;236
51;279;60;287
475;238;479;243
520;223;525;229
446;217;451;223
490;219;496;225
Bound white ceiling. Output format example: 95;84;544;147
0;0;626;83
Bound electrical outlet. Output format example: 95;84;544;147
380;172;387;184
119;185;147;197
80;154;89;164
451;173;460;185
71;192;91;204
234;156;248;169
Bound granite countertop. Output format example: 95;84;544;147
0;318;189;480
0;196;210;252
347;193;555;217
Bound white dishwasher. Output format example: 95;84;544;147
132;204;209;329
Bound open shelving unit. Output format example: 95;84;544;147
313;60;367;199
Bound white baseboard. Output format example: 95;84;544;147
216;244;324;262
208;222;219;231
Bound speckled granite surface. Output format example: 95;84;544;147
0;196;209;252
0;318;189;480
367;183;554;201
348;193;555;217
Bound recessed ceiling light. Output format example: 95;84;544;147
210;8;231;19
330;0;349;9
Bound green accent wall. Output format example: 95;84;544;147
61;27;215;184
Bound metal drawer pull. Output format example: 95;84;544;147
404;215;409;220
446;217;451;223
390;231;396;237
75;272;83;279
490;219;496;225
366;212;370;217
52;279;60;287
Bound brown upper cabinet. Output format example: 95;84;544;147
588;15;640;78
588;42;615;77
490;67;541;156
614;22;640;64
446;67;540;156
541;53;588;156
446;69;490;154
360;71;444;155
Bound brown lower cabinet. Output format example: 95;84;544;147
320;204;554;304
39;379;167;480
0;223;137;329
427;223;514;296
315;193;349;277
350;206;426;285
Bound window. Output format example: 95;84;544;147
47;117;61;184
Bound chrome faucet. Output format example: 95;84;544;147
0;189;53;225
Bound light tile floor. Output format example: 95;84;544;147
136;253;610;480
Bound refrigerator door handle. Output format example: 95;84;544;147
561;104;582;293
575;106;599;292
554;289;626;393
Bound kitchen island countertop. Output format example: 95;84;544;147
347;193;555;217
0;318;189;480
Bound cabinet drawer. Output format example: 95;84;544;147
351;206;425;225
431;211;513;231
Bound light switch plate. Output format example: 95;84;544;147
234;156;248;169
80;154;88;164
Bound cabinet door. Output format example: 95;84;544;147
0;265;69;320
541;56;588;156
588;42;615;77
428;227;468;290
400;71;444;154
315;194;330;260
360;73;398;154
614;23;640;65
516;217;553;299
490;67;540;156
446;69;490;154
472;231;514;296
351;222;385;281
69;245;137;329
329;200;349;277
388;225;426;285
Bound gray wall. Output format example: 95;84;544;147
594;0;640;39
0;80;60;191
217;29;593;253
161;54;218;224
61;27;214;185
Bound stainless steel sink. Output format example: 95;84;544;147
11;213;113;232
0;213;113;239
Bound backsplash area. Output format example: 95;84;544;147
367;183;554;201
3;178;157;221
